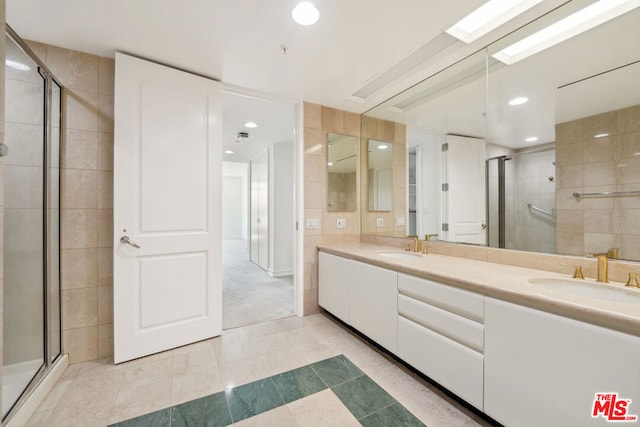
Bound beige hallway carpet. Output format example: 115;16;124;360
223;239;294;329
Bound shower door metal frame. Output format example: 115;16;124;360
3;25;63;424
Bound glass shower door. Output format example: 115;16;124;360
2;31;60;418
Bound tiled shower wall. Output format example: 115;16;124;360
25;41;114;364
303;103;361;315
556;104;640;260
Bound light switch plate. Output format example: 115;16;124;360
376;218;384;228
336;218;346;229
306;218;320;229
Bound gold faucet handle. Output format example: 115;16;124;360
626;273;639;288
573;266;584;279
405;243;411;252
424;234;438;241
608;248;619;259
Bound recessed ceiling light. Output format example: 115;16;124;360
525;136;538;142
594;133;609;138
292;2;319;26
6;59;30;71
378;144;389;150
509;96;528;106
244;122;258;128
447;0;544;44
327;162;334;166
224;150;234;154
492;0;640;65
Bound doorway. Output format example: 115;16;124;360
221;92;296;329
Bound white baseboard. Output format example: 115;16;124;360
268;268;294;278
5;354;68;427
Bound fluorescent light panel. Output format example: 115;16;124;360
446;0;544;44
493;0;640;65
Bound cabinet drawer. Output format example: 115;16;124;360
398;316;484;410
398;273;483;322
398;295;483;352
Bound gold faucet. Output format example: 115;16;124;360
587;253;609;283
406;235;419;252
421;234;438;254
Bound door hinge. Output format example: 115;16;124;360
442;143;449;152
442;223;449;232
442;183;449;192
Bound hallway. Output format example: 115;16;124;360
223;239;294;329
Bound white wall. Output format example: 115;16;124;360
222;162;248;240
269;142;294;277
407;129;442;237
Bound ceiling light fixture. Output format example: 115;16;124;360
244;122;258;128
292;2;320;26
509;96;528;105
447;0;544;44
594;133;609;138
224;150;234;154
525;136;539;142
5;59;30;71
378;144;389;150
492;0;640;65
328;162;334;166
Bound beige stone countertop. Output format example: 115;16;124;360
317;242;640;338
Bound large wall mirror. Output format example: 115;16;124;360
327;133;358;212
361;4;640;262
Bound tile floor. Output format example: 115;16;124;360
26;313;497;426
109;355;424;426
223;239;294;329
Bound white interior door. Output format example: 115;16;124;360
113;53;222;363
442;135;487;244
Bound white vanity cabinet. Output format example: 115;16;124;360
318;252;398;353
397;274;485;410
484;298;640;427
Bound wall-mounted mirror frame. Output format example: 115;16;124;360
360;4;640;262
327;133;358;212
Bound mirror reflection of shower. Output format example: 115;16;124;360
487;145;556;253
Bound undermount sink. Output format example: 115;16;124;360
528;278;640;304
376;251;423;259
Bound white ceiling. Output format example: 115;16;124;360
6;0;489;114
8;1;639;152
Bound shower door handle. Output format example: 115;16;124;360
120;235;141;249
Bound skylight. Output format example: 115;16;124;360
446;0;544;44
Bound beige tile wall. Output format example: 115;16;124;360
556;104;640;260
0;0;6;408
303;103;361;315
25;41;114;364
361;115;407;237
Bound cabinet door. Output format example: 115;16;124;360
349;260;398;353
318;252;352;323
485;298;640;427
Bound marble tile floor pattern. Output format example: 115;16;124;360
26;314;496;426
223;239;294;329
109;355;424;426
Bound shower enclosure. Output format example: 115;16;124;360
487;147;556;254
2;28;62;420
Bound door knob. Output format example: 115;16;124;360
120;235;141;249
